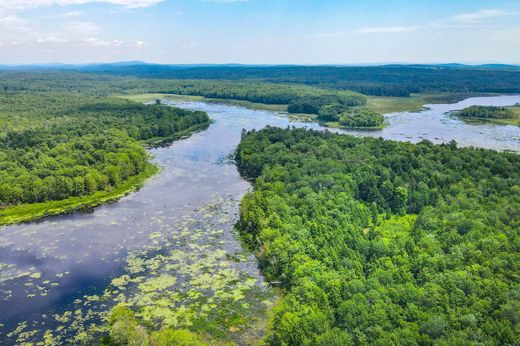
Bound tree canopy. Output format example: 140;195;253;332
236;127;520;345
456;105;515;119
0;93;209;207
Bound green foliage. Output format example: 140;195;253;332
16;64;519;96
104;306;209;346
0;73;365;113
236;127;520;345
318;106;385;128
456;105;515;119
338;108;385;129
317;103;349;122
287;94;365;115
0;93;209;208
149;330;208;346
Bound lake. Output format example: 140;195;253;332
0;95;519;344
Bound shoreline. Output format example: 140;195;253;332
0;121;212;227
119;92;503;131
0;163;159;227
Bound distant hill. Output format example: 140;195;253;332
383;63;520;71
1;63;519;96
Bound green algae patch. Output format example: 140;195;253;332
0;164;158;227
3;197;275;345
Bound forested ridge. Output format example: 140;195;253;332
236;127;519;345
0;73;366;117
0;93;209;207
68;64;520;97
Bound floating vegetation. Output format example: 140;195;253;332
1;197;274;345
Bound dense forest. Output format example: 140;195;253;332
236;127;519;345
66;64;520;96
0;93;209;207
0;73;366;117
456;105;515;119
1;70;519;345
3;63;520;105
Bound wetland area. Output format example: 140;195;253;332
1;94;519;344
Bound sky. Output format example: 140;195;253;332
0;0;519;65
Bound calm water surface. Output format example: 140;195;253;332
0;95;519;344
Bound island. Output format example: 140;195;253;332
454;105;520;126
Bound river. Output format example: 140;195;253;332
0;95;519;344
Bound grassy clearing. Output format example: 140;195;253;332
495;106;520;126
0;164;159;226
363;93;497;114
454;108;520;126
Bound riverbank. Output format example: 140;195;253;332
364;93;498;114
320;121;386;130
120;92;498;128
0;117;211;227
0;164;159;226
119;93;288;112
141;121;212;147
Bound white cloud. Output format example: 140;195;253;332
354;26;414;34
312;7;518;39
37;36;67;43
449;9;505;24
0;17;145;50
84;37;145;47
64;10;83;16
430;8;518;28
0;0;164;10
203;0;248;3
0;0;150;52
311;26;414;38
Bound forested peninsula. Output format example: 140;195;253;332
454;105;520;126
0;93;210;225
236;127;520;345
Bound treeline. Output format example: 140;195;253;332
236;127;519;345
65;64;520;96
0;73;366;116
456;105;515;119
6;63;520;102
0;94;209;207
152;80;366;114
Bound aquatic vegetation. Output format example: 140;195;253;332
2;197;274;345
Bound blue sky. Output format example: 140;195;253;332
0;0;519;64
